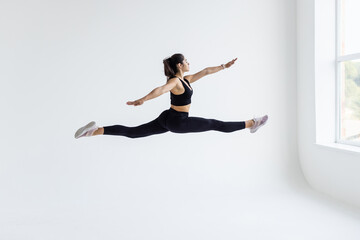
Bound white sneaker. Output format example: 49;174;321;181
250;115;268;133
74;121;98;139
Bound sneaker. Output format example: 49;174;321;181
250;115;268;133
74;121;98;139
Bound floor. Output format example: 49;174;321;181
1;186;360;240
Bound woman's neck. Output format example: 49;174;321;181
175;72;184;79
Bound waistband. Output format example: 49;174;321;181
169;107;189;116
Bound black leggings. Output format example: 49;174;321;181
103;108;246;138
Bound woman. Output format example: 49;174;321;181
74;53;268;139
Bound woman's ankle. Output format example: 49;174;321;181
245;119;255;128
93;127;104;136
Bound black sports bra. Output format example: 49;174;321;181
170;77;193;106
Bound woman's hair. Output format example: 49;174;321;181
163;53;185;81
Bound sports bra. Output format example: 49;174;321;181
170;77;193;106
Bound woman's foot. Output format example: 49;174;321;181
74;121;99;139
250;115;268;133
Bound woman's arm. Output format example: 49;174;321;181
206;65;224;75
127;78;178;106
207;58;238;75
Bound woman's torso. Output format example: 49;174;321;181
171;104;190;112
170;77;193;112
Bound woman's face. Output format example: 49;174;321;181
180;58;190;72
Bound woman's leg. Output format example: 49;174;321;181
100;110;169;138
102;120;168;138
168;115;252;133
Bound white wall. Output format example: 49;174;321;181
297;0;360;209
1;0;304;238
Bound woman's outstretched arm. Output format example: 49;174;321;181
127;78;178;106
206;58;238;75
187;58;238;83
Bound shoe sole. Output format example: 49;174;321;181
75;121;96;139
250;115;268;133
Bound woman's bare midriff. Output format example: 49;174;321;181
171;104;191;113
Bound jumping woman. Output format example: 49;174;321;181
74;53;268;139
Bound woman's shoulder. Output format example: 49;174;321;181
167;77;181;89
168;76;180;82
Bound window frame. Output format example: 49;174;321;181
335;0;360;147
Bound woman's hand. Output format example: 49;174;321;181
127;98;145;106
225;58;238;68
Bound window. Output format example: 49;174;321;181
336;0;360;146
